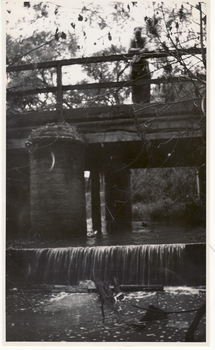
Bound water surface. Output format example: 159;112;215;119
6;287;206;342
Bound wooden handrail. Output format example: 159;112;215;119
6;47;205;72
6;47;205;122
7;77;199;97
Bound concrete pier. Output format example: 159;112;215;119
27;123;86;239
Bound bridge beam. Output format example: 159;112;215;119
105;168;132;233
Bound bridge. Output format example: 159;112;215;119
6;49;206;239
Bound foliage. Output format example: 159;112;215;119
131;167;205;224
6;26;78;112
144;1;206;104
131;167;198;204
6;1;206;111
64;45;131;108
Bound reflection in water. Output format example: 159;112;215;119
86;218;205;247
167;319;189;329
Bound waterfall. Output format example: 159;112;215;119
7;243;206;287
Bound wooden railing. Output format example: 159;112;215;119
6;47;205;122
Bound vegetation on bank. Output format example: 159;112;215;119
131;167;206;225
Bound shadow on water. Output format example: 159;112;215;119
7;218;205;249
88;220;206;247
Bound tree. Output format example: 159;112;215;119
63;45;131;108
143;1;206;106
6;29;78;112
128;2;206;211
6;1;79;112
6;1;206;113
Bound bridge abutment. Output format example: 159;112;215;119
26;123;86;239
105;168;132;232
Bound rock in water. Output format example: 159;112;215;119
142;221;148;227
140;305;168;321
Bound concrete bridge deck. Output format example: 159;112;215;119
7;99;204;148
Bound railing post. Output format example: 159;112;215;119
57;63;63;122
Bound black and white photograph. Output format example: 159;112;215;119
4;0;208;345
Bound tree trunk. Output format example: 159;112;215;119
185;302;206;342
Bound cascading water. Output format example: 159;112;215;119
7;243;206;287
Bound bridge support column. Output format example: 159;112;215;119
105;169;132;232
91;170;101;234
26;123;86;239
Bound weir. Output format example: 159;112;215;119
7;243;206;287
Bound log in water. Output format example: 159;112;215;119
6;243;206;286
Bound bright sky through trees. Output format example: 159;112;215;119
5;0;206;108
5;0;206;57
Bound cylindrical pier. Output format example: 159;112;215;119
26;123;86;239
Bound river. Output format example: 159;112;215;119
6;287;206;342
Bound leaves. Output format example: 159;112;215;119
111;44;116;53
98;19;107;29
163;63;172;74
41;5;48;17
108;32;112;41
6;27;78;111
179;5;186;21
161;42;169;53
6;1;206;111
166;19;173;29
23;2;30;8
202;15;206;25
55;32;59;41
61;32;66;40
145;17;158;37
